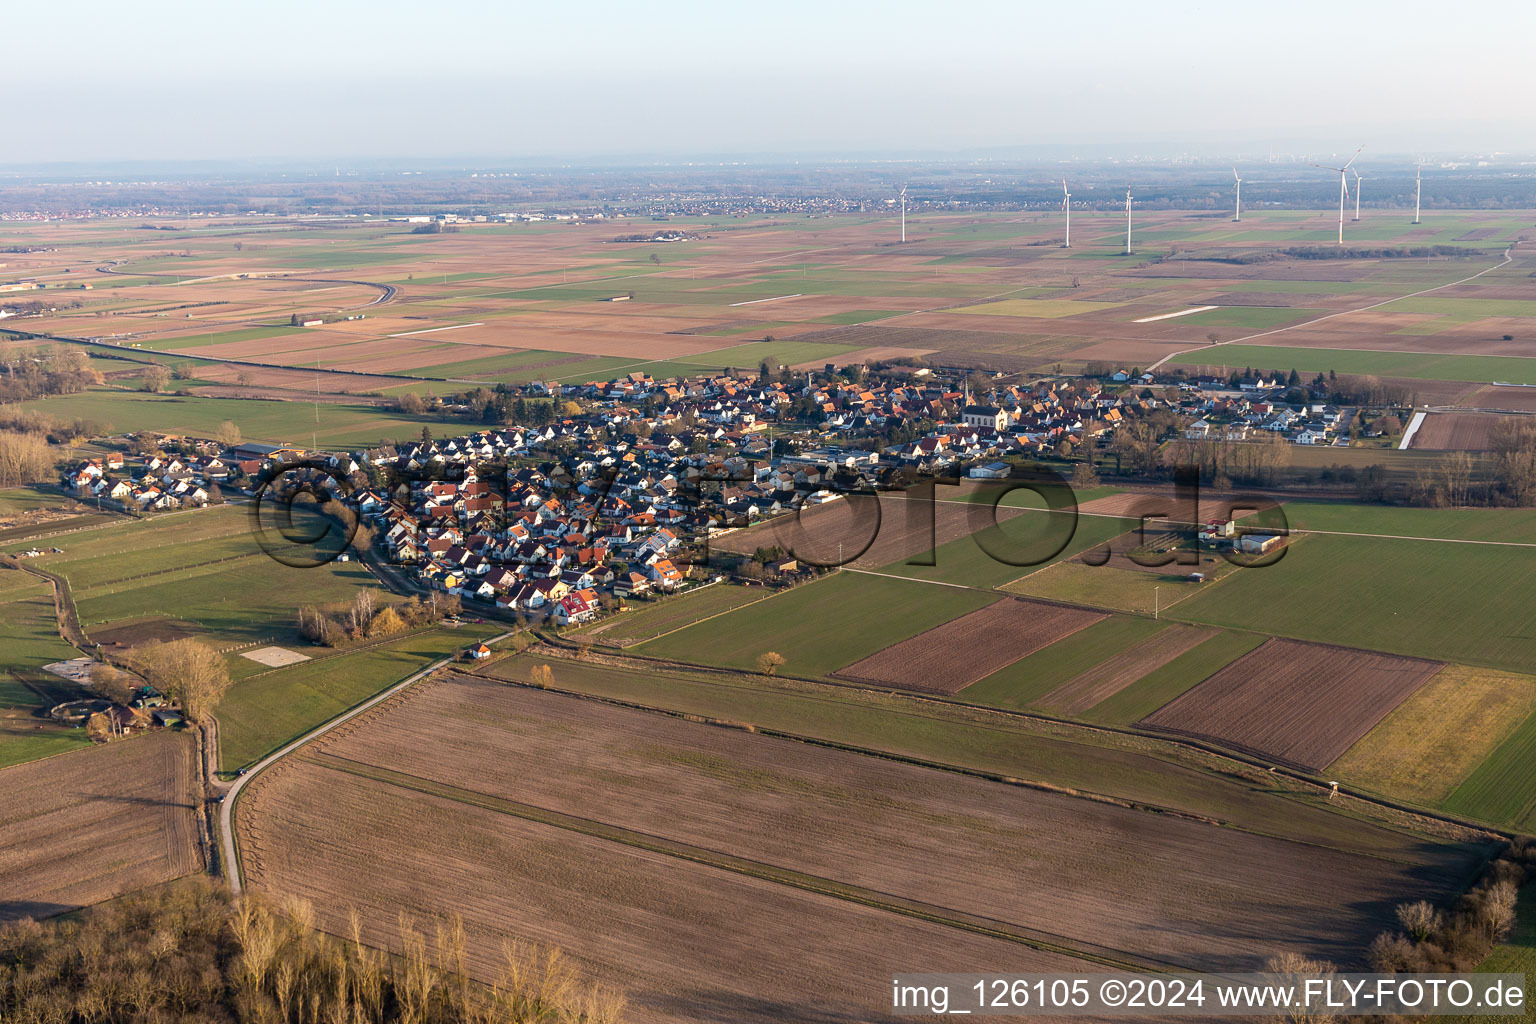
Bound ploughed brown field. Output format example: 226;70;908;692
1408;411;1507;451
1462;385;1536;412
833;596;1106;693
237;676;1480;1022
233;681;1480;1019
89;616;199;649
1139;638;1445;770
1037;624;1219;714
242;759;1091;1024
0;733;202;921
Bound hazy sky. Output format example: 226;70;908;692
9;0;1535;163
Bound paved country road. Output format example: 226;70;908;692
217;630;511;894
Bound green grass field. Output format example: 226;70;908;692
810;309;905;325
149;325;300;352
1382;297;1536;318
0;587;94;769
0;486;75;517
958;298;1125;319
638;571;995;677
216;624;489;771
1284;501;1536;542
1169;344;1536;385
1175;307;1328;330
885;511;1136;589
19;389;447;447
1002;557;1233;615
1442;707;1536;828
1172;533;1536;675
575;583;771;646
16;505;384;662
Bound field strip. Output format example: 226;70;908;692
220;629;514;894
73;550;269;596
1147;242;1522;371
1133;306;1216;323
303;750;1153;971
841;566;981;590
728;294;802;307
863;492;1536;551
580;582;787;647
1399;410;1428;449
385;322;483;337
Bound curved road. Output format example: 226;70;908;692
1147;242;1522;372
217;630;510;894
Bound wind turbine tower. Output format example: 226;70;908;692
1312;146;1362;246
1061;180;1071;248
1352;169;1363;222
1232;168;1243;222
1124;187;1134;255
1414;164;1422;224
899;185;907;243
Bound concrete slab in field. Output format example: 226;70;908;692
240;646;312;668
43;658;99;684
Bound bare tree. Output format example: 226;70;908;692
129;638;230;723
1440;451;1473;507
0;430;56;486
216;420;242;448
91;664;140;706
1396;900;1443;942
141;364;171;393
528;664;554;687
1262;952;1337;1024
1492;418;1536;505
755;651;786;676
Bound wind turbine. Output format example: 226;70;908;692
899;185;907;243
1061;180;1071;248
1413;163;1423;224
1312;146;1362;246
1124;187;1134;255
1232;168;1243;222
1351;169;1363;222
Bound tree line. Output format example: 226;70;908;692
299;589;460;647
0;879;625;1023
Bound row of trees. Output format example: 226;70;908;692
392;387;571;430
1165;431;1293;487
298;590;461;646
0;342;100;403
1492;417;1536;505
0;879;625;1023
0;430;55;487
1370;840;1533;972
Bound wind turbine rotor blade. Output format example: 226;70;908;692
1343;145;1363;170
